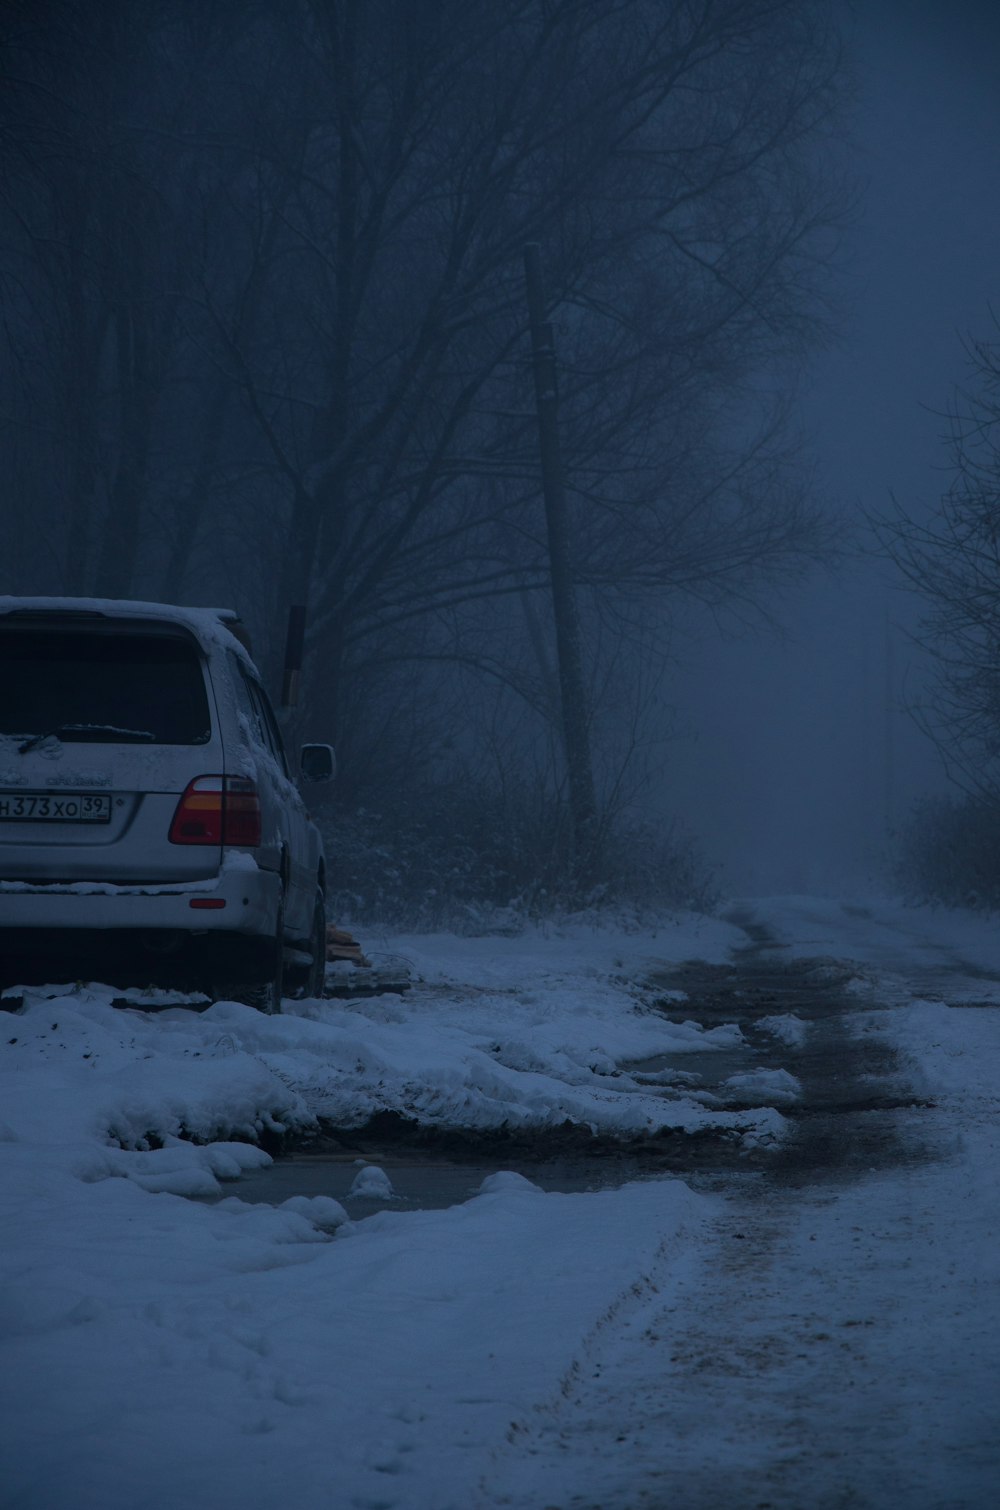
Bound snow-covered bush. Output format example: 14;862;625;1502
318;786;719;931
893;794;1000;910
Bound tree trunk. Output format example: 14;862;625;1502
523;242;598;884
93;291;157;598
160;375;232;603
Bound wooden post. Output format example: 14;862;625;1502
281;604;307;708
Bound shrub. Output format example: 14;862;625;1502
893;793;1000;910
317;784;719;931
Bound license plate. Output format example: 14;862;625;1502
0;790;112;823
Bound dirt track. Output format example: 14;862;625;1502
246;917;934;1208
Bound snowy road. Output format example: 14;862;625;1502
482;1147;999;1509
1;897;999;1509
481;906;1000;1509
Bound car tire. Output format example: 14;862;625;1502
287;891;327;1000
221;904;284;1014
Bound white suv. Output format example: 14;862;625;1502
0;597;333;1010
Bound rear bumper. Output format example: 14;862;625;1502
0;864;282;990
0;862;280;932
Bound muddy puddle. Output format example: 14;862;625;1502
217;1147;660;1216
626;1046;753;1087
206;929;937;1216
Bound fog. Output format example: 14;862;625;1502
2;2;999;913
667;0;1000;894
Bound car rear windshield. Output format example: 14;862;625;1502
1;626;212;745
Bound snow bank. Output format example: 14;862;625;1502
3;914;781;1146
0;911;786;1509
0;1150;707;1510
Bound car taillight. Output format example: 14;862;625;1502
169;776;262;847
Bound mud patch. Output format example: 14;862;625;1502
645;933;937;1185
217;931;937;1210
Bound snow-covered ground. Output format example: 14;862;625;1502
483;899;1000;1509
2;898;999;1508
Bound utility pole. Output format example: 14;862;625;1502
884;607;896;838
523;242;598;882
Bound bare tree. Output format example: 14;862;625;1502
875;324;1000;802
203;1;846;728
0;1;259;596
0;0;849;890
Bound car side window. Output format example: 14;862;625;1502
244;672;291;779
225;651;292;779
227;653;264;744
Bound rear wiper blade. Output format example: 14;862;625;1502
18;724;156;753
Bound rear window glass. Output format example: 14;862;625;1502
1;628;212;745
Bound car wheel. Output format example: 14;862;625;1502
287;891;327;1000
220;904;284;1014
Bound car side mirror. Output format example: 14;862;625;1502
300;743;336;783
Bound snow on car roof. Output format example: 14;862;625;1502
0;595;254;660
